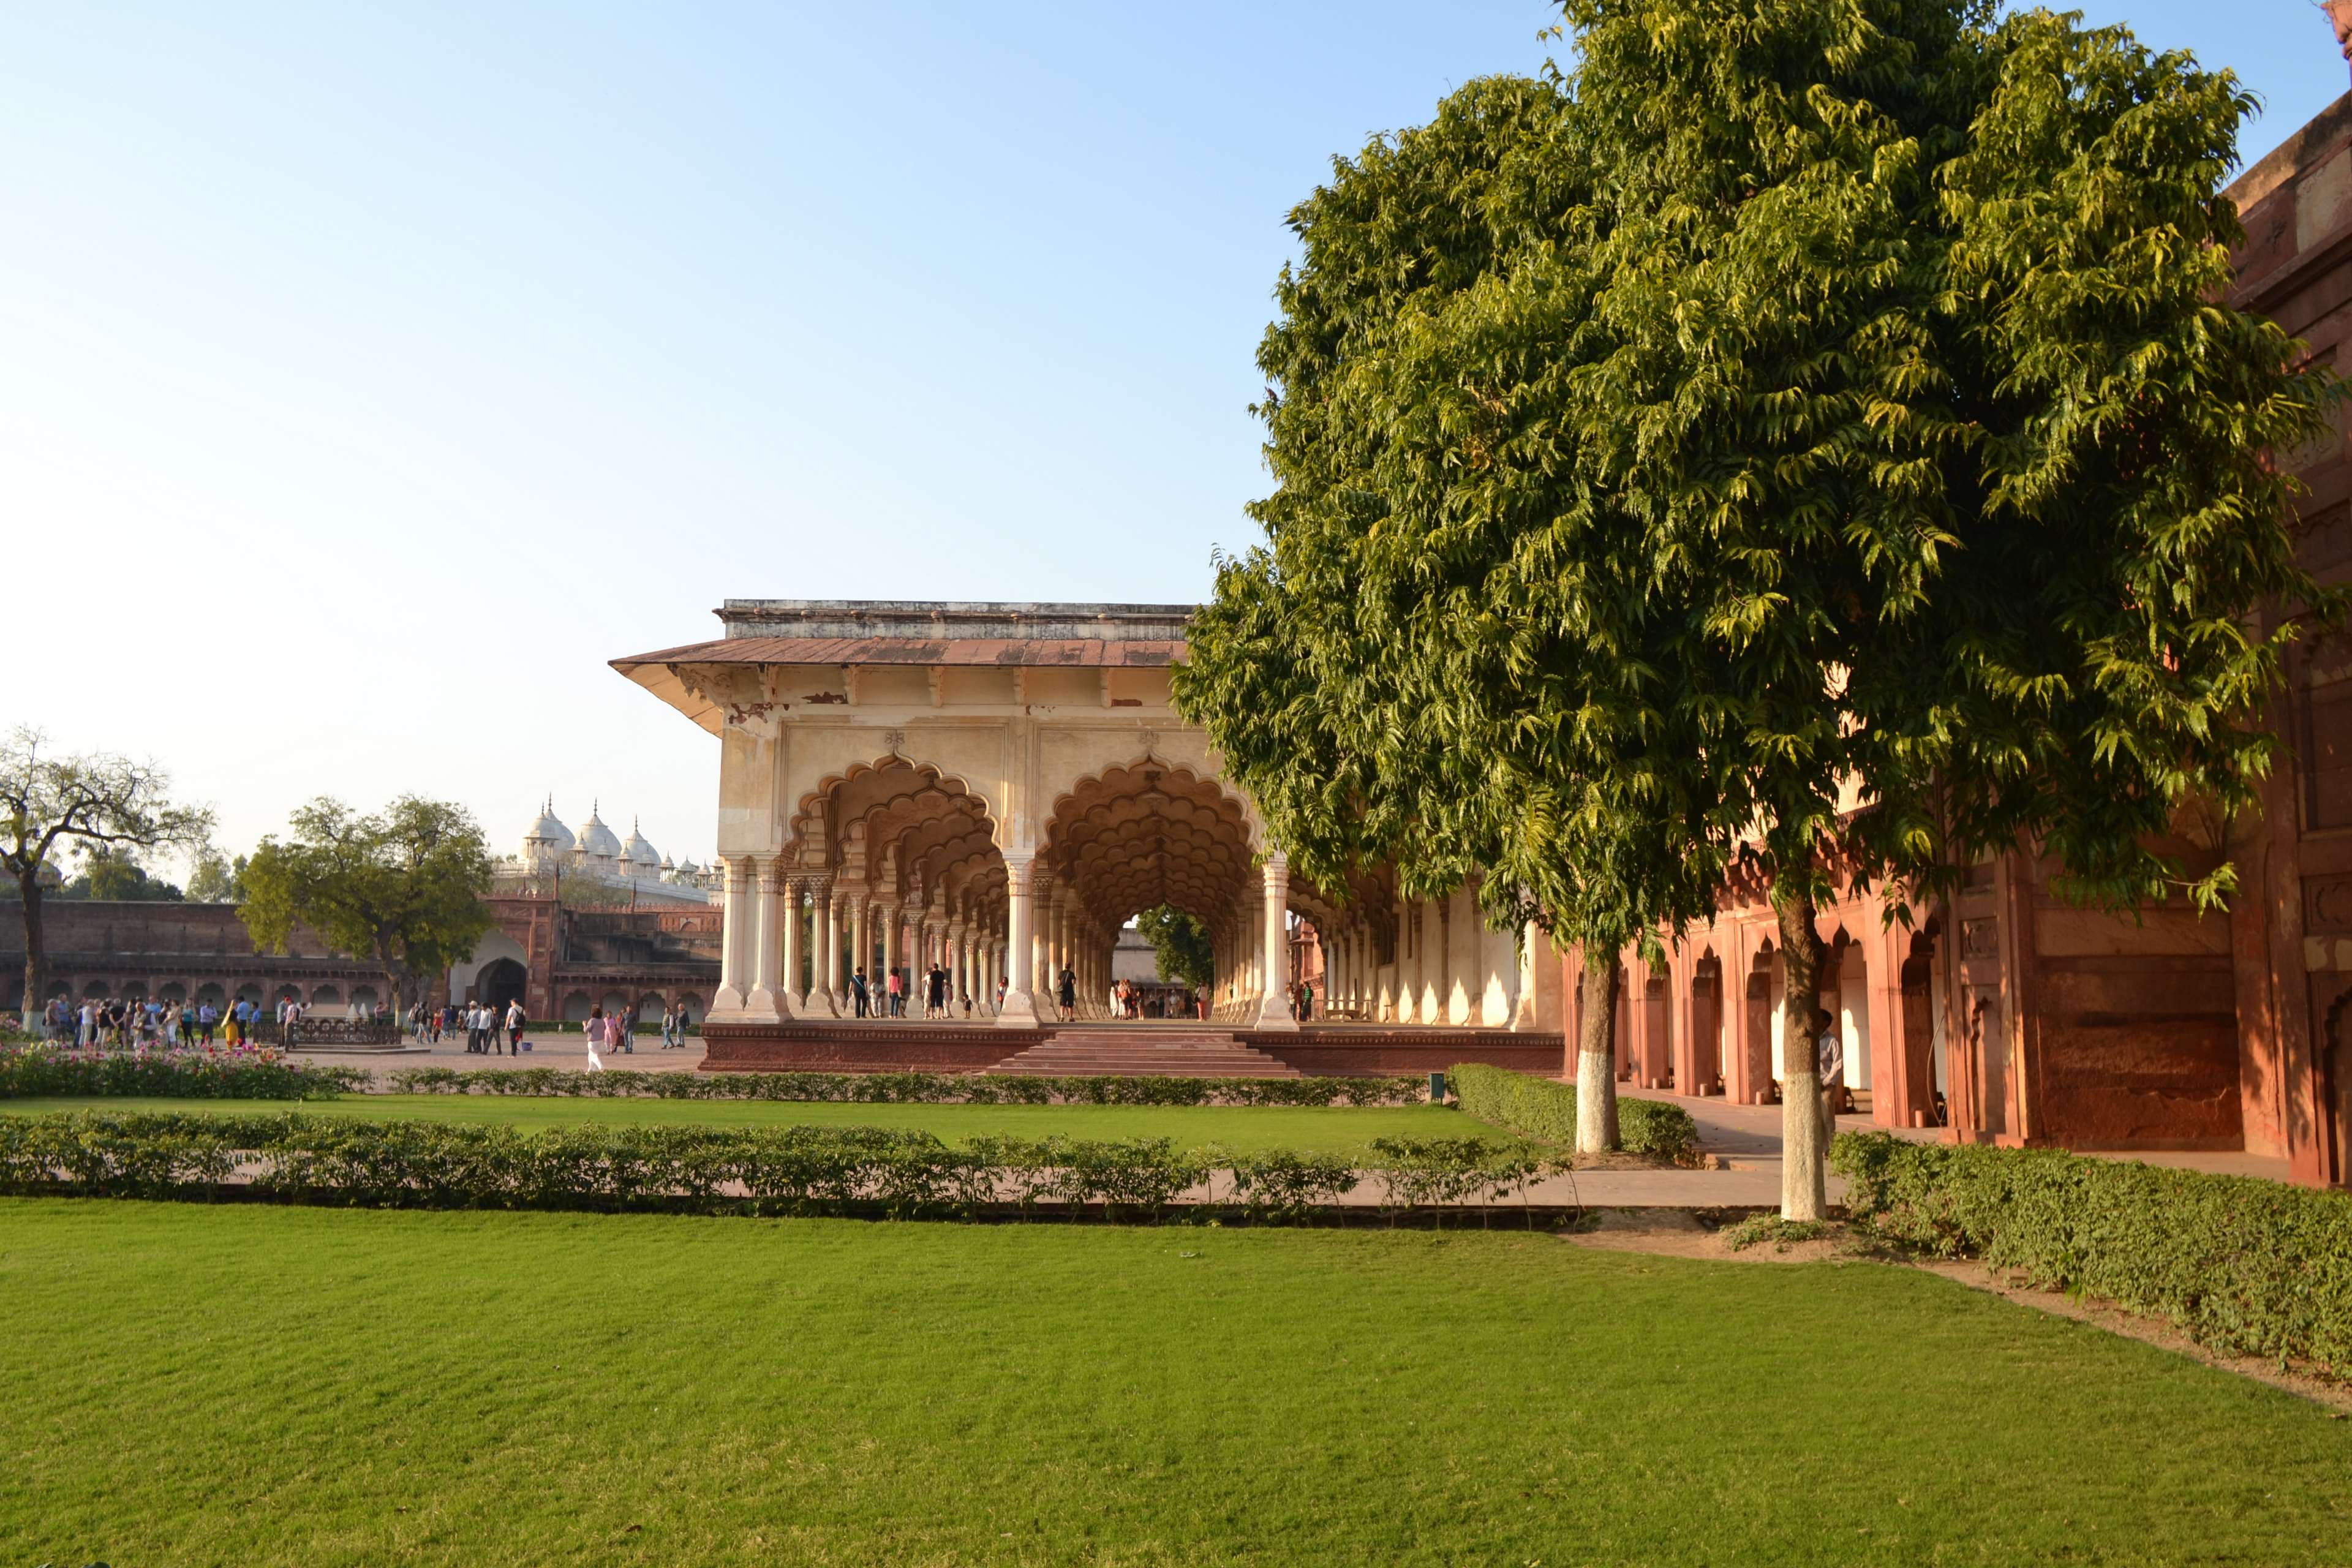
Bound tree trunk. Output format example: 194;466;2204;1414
1776;890;1828;1221
17;870;42;1031
1575;945;1621;1154
376;929;409;1026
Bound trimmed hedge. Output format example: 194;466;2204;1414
1449;1062;1700;1163
1835;1132;2352;1376
383;1066;1425;1107
0;1111;1548;1223
0;1047;364;1101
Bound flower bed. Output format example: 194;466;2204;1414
1834;1131;2352;1376
1447;1061;1700;1162
0;1110;1548;1223
0;1045;365;1101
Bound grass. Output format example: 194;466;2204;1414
1;1203;2345;1566
0;1094;1473;1156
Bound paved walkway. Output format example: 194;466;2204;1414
295;1033;707;1076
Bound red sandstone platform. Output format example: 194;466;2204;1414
698;1020;1566;1077
987;1030;1298;1078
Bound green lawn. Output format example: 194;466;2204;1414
1;1203;2343;1566
0;1094;1474;1155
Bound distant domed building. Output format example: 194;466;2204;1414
505;798;717;906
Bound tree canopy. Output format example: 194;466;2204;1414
185;849;248;905
241;796;495;1013
66;846;185;902
1;726;214;1019
1134;906;1215;989
1177;0;2337;1210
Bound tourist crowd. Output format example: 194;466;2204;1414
34;993;312;1049
846;963;971;1020
405;999;698;1056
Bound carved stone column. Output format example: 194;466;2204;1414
712;855;751;1016
850;894;872;1003
777;874;804;1014
745;856;785;1020
876;902;897;1007
809;878;840;1017
1254;854;1299;1031
922;917;945;1016
997;854;1040;1027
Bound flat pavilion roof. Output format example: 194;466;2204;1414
610;599;1198;733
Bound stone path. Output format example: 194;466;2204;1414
295;1033;707;1079
1630;1085;2291;1183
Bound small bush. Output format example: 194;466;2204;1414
1834;1132;2352;1376
1221;1147;1360;1220
383;1066;1423;1107
0;1046;363;1101
1721;1214;1835;1252
1448;1062;1699;1163
1368;1137;1546;1212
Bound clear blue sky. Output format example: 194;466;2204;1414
7;2;2345;871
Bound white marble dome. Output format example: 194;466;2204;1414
622;819;660;868
576;804;623;860
524;798;574;853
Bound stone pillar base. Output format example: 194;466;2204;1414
995;989;1041;1027
1251;995;1300;1032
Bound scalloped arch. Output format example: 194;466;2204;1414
1041;763;1264;930
788;756;1000;868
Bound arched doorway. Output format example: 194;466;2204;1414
786;758;1008;1019
450;929;530;1006
2324;988;2352;1187
1900;931;1945;1128
1743;943;1776;1104
477;959;528;1014
1038;761;1267;1024
1690;954;1724;1095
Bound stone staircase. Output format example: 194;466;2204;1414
985;1026;1301;1078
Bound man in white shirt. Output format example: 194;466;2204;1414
1814;1007;1845;1150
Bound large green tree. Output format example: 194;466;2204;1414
1564;0;2334;1215
1183;1;2336;1212
0;727;214;1021
1180;72;1733;1152
242;796;496;1014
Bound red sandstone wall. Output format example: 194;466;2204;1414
2226;88;2352;1185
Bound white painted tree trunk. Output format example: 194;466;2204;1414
1777;893;1828;1221
1575;948;1620;1153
